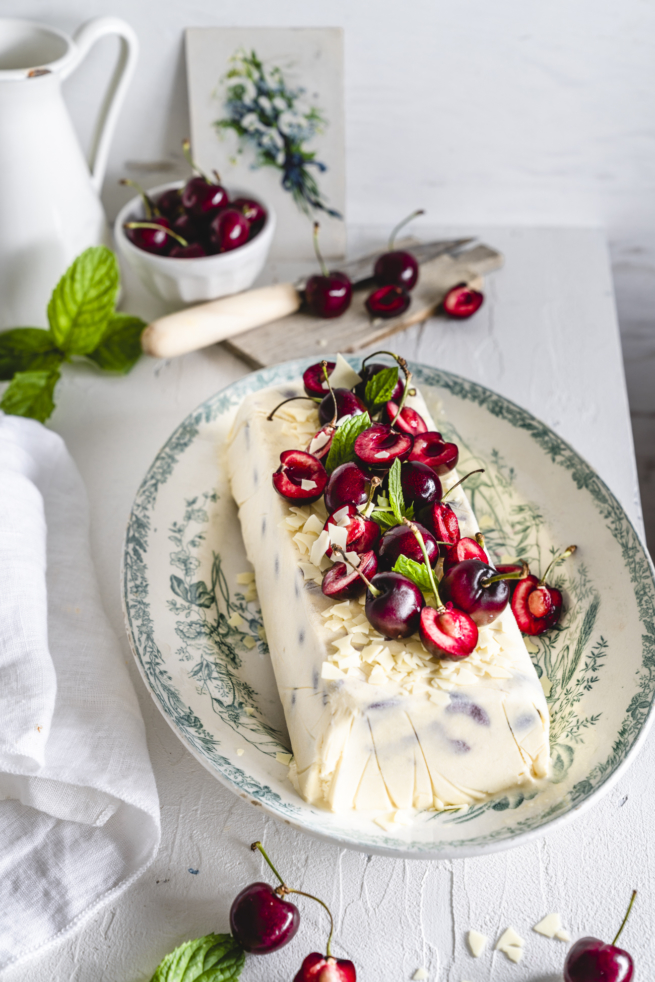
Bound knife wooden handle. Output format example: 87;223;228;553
140;282;302;359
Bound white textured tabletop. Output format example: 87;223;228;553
7;227;651;982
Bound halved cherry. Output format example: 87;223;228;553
409;432;459;475
324;504;380;558
442;535;488;573
307;424;335;461
511;546;576;635
354;424;412;468
322;550;378;601
401;461;442;509
354;363;404;404
303;360;336;398
385;402;427;436
365;284;410;319
378;522;438;571
318;388;367;427
324;462;370;513
419;603;478;659
443;282;484;319
272;450;327;504
422;500;460;546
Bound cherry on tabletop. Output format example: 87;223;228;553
294;952;357;982
439;558;527;627
442;535;488;573
400;460;442;509
324;461;370;513
511;545;577;636
324;504;380;557
230;881;300;955
272;450;327;504
353;423;412;468
322;550;378;601
354;362;405;403
366;284;411;319
409;431;459;475
306;222;353;319
378;522;439;571
304;360;336;398
385;401;427;436
373;209;424;290
318;388;367;427
564;890;636;982
419;603;479;659
365;571;425;639
210;207;250;252
443;282;484;319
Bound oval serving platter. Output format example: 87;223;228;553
122;358;655;859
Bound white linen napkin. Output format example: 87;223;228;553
0;413;160;974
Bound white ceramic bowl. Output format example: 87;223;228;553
114;180;276;306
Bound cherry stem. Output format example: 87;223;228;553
475;532;485;549
388;209;425;251
539;544;577;585
442;469;485;501
125;222;188;247
251;840;286;887
120;178;156;219
612;889;637;946
332;546;381;598
212;168;222;184
266;395;319;421
481;563;529;588
182;137;212;183
322;360;339;427
313;222;329;278
402;518;442;607
364;475;382;510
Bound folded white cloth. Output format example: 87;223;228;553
0;414;160;974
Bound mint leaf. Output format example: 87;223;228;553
150;933;245;982
393;554;434;593
325;411;371;473
388;458;405;522
370;509;400;530
87;313;145;373
47;246;119;355
0;328;62;380
0;368;60;423
364;366;398;412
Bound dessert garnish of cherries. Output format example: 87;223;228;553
120;139;266;259
230;840;355;981
270;351;578;657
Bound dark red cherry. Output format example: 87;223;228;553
354;363;405;403
232;196;267;228
273;450;327;504
230;882;300;955
303;361;336;398
366;284;410;319
324;505;380;557
318;389;367;427
294;952;357;982
511;575;563;635
564;937;633;982
172;209;204;243
125;217;172;254
384;402;427;436
353;424;412;468
422;500;460;546
306;272;353;318
170;242;207;258
440;559;511;626
322;550;378;601
210;207;250;252
378;522;438;571
365;571;424;639
374;250;419;290
419;603;478;659
307;425;335;461
182;175;230;218
324;462;370;513
409;432;459;475
442;536;488;573
443;282;484;319
400;461;442;509
156;187;183;219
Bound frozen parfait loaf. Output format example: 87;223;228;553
226;354;551;818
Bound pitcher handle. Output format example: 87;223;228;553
62;17;139;194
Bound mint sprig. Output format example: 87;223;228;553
388;458;405;521
150;933;245;982
0;246;145;423
324;410;371;473
392;554;434;593
364;366;398;413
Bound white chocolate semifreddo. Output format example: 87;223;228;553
226;379;550;815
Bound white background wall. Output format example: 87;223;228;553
7;0;655;542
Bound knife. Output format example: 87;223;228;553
140;237;474;359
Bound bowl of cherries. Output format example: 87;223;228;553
114;143;275;305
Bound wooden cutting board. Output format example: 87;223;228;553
223;242;503;369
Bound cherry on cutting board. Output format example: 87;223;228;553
366;284;410;319
400;460;442;509
443;282;484;319
324;504;380;557
293;952;356;982
564;890;636;982
210;207;250;252
373;209;424;290
440;558;528;626
304;360;336;398
318;389;366;427
354;423;412;468
378;522;439;571
272;450;327;504
322;550;378;600
306;223;352;319
230;881;300;954
409;431;459;475
385;402;427;436
324;462;370;513
354;362;405;404
512;545;577;635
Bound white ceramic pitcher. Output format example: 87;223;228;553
0;18;138;329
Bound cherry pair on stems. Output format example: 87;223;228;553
230;841;355;981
